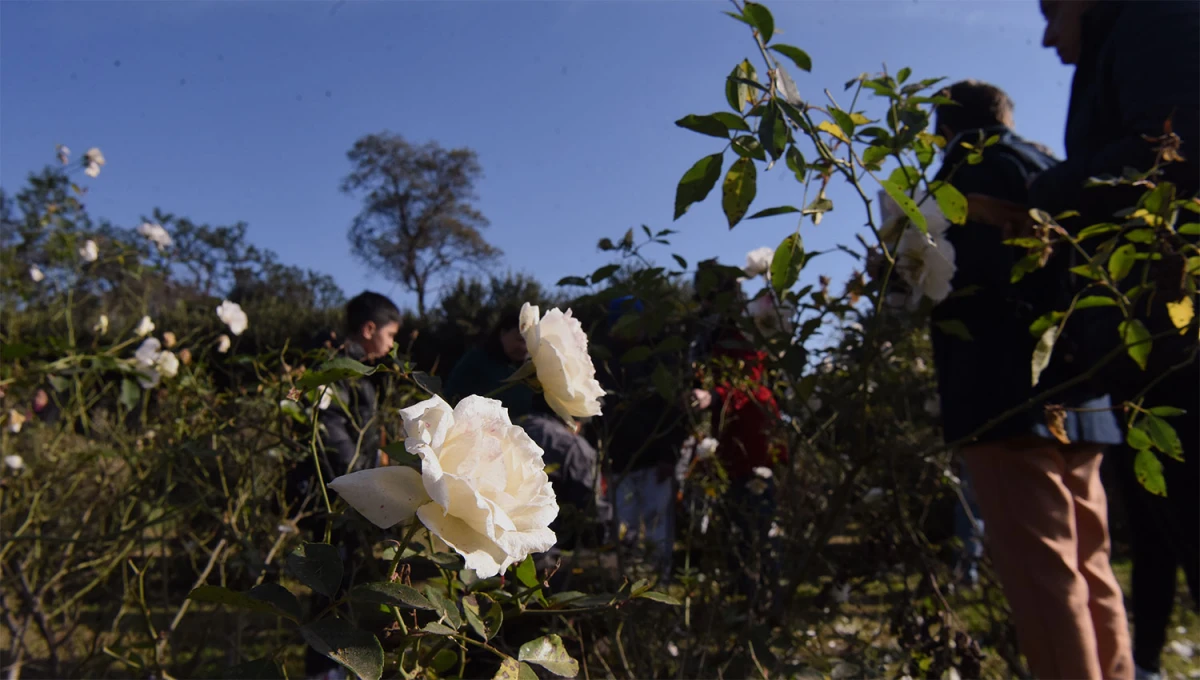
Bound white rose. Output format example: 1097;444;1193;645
4;455;24;471
753;466;774;479
79;239;99;263
695;437;719;460
317;386;333;410
330;395;559;578
895;227;956;309
519;303;604;424
134;337;167;388
29;266;45;282
83;148;105;178
8;409;27;434
94;314;109;335
744;246;775;277
137;222;173;251
135;337;162;367
216;300;248;336
57;145;70;166
216;334;232;353
134;316;155;338
156;351;179;378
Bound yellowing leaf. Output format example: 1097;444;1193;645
816;120;850;144
1031;326;1059;386
1166;296;1194;335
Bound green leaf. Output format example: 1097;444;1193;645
672;254;688;270
591;264;621;284
494;658;540;680
120;379;141;412
287;543;344;599
0;343;35;361
896;67;912;84
816;120;849;144
1148;406;1186;417
1178;222;1200;236
651;362;675;402
300;619;384;680
1075;295;1118;310
47;375;70;393
786;146;807;180
725;60;757;113
222;659;283;680
1118;319;1151;370
862;145;890;169
879;178;927;233
930;181;968;225
935;319;972;342
742;2;774;42
673;154;723;220
247;583;303;621
829;108;856;138
674;114;731;139
350;582;435;611
188;585;300;622
620;346;652;364
770;233;804;296
1031;326;1059;387
1028;311;1065;338
758;103;783;160
515;555;539;588
519;634;580;678
1127;425;1153;451
636;591;682;605
1124;228;1155;244
721;158;757;228
802;195;833;219
1108;243;1138;282
732;135;767;161
710;112;750;131
463;593;503;641
1069;263;1105;280
423;586;464;629
1077;222;1121;239
748;206;800;220
1134;448;1167;497
556;276;589;287
423;622;457;636
411;371;442;397
1143;414;1184;462
771;44;812;72
297;358;377;389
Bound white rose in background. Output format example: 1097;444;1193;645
83;148;105;178
56;145;70;166
135;316;155;338
156;350;180;379
216;300;248;336
137;222;173;251
79;240;99;263
216;334;232;354
8;409;27;434
519;303;604;425
29;266;45;283
695;437;719;461
744;246;775;278
94;315;109;335
4;455;24;471
330;395;558;578
879;189;957;309
133;337;178;387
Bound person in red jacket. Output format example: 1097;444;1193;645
689;260;788;608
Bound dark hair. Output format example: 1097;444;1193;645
482;305;522;362
934;80;1014;137
345;291;401;337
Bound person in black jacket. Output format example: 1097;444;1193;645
1031;3;1200;678
931;81;1130;680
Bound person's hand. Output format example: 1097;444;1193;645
690;388;713;410
966;194;1036;240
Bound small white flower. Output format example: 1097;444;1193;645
666;642;679;658
753;466;773;479
83;148;105;178
137;222;173;251
94;314;109;335
317;386;333;410
8;409;27;434
695;437;719;460
277;524;297;534
1168;640;1194;659
79;239;99;263
216;334;232;353
216;300;248;336
57;145;70;165
134;338;164;388
29;265;45;282
863;487;884;504
699;512;710;535
806;629;817;637
832;582;851;604
156;351;179;379
4;455;24;470
1177;626;1188;635
768;522;784;538
744;246;775;277
134;316;155;338
914;357;928;373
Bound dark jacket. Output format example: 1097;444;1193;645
317;340;381;478
444;345;535;419
1027;0;1199;395
931;128;1120;446
594;349;688;474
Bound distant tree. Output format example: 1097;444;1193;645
342;132;501;318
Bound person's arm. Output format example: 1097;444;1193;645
1029;4;1199;218
318;383;363;478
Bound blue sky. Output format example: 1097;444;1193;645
1;0;1072;313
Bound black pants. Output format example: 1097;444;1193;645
1114;364;1200;672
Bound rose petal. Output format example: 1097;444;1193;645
329;466;431;529
417;504;517;578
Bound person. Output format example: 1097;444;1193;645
444;307;536;418
930;80;1130;680
594;296;688;581
1028;3;1200;678
688;261;787;607
294;290;401;680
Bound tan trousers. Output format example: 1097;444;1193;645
962;437;1132;680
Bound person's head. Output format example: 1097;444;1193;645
345;291;402;360
935;80;1015;140
694;259;744;317
1039;0;1095;66
484;307;527;364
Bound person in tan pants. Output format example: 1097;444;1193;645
963;438;1130;679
